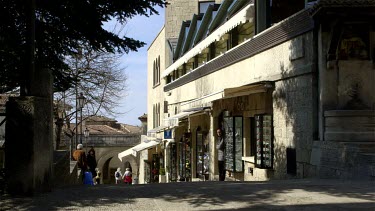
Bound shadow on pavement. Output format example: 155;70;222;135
0;180;374;210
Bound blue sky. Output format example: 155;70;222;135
108;7;165;126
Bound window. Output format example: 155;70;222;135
196;129;209;180
153;56;160;87
223;115;243;172
199;1;215;14
153;103;161;128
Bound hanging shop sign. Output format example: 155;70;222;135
164;129;172;139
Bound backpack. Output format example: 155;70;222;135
116;172;120;178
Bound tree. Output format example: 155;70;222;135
53;44;128;149
0;0;167;93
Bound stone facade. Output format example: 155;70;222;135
165;0;199;39
146;0;375;183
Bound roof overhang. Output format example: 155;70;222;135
164;107;210;128
118;135;161;161
147;125;168;137
223;83;269;99
162;3;255;78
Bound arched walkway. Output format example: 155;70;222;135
97;150;138;184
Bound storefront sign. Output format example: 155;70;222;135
164;129;172;139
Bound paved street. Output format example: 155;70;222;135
0;179;374;210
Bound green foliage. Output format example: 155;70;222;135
0;0;166;93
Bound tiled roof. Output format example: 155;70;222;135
85;125;128;135
86;116;117;123
120;124;142;133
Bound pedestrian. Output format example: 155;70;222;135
216;128;225;181
73;144;87;181
123;168;132;185
87;147;97;178
114;168;122;184
83;167;94;185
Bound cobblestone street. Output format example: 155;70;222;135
1;179;374;210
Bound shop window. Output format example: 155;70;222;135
223;116;243;172
255;114;273;169
196;129;209;180
250;117;256;156
144;160;151;184
151;154;160;183
178;133;191;181
169;143;178;182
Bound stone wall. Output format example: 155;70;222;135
148;28;166;130
273;74;317;179
165;0;199;39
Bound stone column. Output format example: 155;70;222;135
5;68;53;195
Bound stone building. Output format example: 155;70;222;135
125;0;375;184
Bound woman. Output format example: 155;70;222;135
123;168;132;185
86;147;97;177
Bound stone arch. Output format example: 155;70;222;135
96;149;138;184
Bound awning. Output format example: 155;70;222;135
118;148;134;161
147;125;168;137
164;107;209;128
118;135;161;161
161;3;254;78
223;83;269;98
132;140;160;152
181;90;224;111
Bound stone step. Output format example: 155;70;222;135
358;153;375;164
325;131;375;142
342;142;375;153
325;125;375;132
324;110;375;133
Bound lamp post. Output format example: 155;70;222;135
77;92;86;144
84;127;90;153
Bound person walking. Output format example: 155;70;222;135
73;144;87;181
86;147;97;178
123;168;132;185
114;168;122;184
216;128;225;181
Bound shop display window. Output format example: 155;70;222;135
144;160;151;184
196;130;209;180
178;133;191;181
255;114;273;169
151;154;160;183
223;116;243;172
170;143;178;182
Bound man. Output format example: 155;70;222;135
73;144;87;180
216;128;225;181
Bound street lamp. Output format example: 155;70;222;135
84;127;90;153
77;92;86;144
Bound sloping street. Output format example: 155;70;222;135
1;179;374;210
